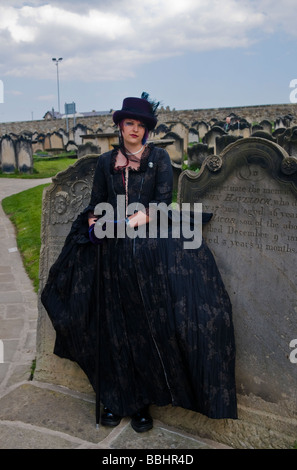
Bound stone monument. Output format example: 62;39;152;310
36;155;99;393
173;137;297;448
0;135;17;173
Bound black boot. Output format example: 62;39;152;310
131;406;153;433
101;406;122;427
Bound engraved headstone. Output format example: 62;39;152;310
178;137;297;446
36;155;99;391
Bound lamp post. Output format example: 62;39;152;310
52;57;63;115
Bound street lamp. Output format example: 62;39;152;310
52;57;63;114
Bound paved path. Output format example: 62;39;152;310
0;178;230;450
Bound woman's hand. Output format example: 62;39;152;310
88;216;98;227
127;211;150;228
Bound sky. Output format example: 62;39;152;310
0;0;297;123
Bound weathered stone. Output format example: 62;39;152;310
0;135;17;173
178;137;297;446
187;142;213;168
215;134;243;155
162;131;184;164
203;126;226;153
16;135;33;173
77;142;101;158
36;155;98;392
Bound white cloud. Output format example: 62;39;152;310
0;0;295;83
37;94;55;101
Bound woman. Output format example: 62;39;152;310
41;93;237;433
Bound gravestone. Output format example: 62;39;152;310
73;124;88;145
0;135;17;173
249;131;276;143
163;131;184;164
252;124;263;134
273;127;287;147
50;131;64;151
65;140;78;153
77;142;101;158
260;120;272;134
36;155;99;392
203;126;226;153
16;135;33;173
187;142;213;168
197;121;209;140
282;127;297;158
215;134;242;155
58;128;69;146
44;133;51;151
32;133;45;153
176;137;297;448
169;122;189;151
152;123;169;139
275;117;286;129
188;128;199;144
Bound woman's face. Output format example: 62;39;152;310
121;119;146;147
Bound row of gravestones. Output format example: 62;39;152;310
1;112;295;174
186;121;297;169
0;134;33;173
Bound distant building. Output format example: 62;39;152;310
43;108;111;120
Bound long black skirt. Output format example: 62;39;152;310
42;229;237;420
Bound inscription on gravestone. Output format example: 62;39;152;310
178;138;297;417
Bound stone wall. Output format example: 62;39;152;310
1;103;297;137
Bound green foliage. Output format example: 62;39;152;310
2;184;50;292
0;152;76;179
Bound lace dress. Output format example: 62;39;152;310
41;143;238;419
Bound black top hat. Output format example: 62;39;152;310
113;96;158;130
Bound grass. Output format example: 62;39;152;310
2;183;50;292
0;154;76;179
